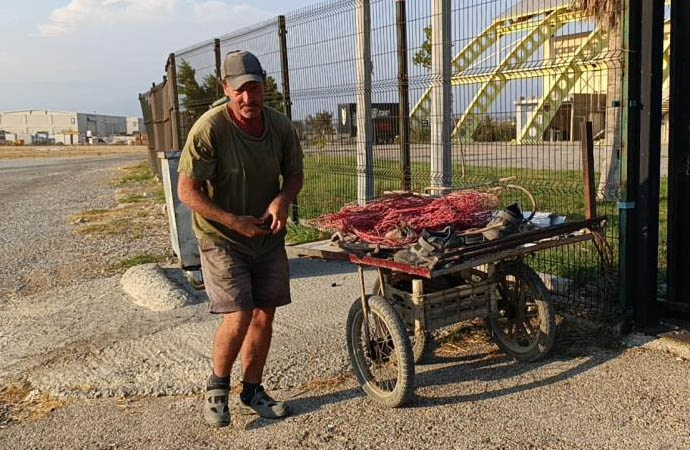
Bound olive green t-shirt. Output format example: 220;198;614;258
178;104;304;257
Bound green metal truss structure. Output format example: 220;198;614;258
451;8;572;142
410;3;673;144
409;5;581;143
409;20;503;133
517;26;608;143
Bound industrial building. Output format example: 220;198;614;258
127;117;146;135
0;110;145;145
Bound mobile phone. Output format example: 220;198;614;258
259;217;273;230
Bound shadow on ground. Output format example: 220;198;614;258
243;328;624;430
288;257;360;279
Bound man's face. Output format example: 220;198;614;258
224;81;264;120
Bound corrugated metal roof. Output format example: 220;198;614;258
499;0;571;20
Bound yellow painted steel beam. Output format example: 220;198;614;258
496;10;586;34
410;6;582;126
517;26;608;144
662;38;671;86
451;8;569;142
450;59;608;85
409;21;502;128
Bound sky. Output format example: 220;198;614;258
0;0;319;117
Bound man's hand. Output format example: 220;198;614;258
261;194;290;234
229;215;271;238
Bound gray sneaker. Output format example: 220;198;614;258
204;387;230;427
238;386;290;419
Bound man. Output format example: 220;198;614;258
177;50;304;428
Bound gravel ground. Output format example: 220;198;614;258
0;154;168;301
1;154;689;449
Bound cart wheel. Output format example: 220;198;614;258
373;279;430;364
346;295;414;408
487;262;556;362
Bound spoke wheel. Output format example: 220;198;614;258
373;279;431;364
346;295;414;407
487;262;556;362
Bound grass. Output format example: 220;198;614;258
70;162;166;241
116;162;166;205
110;253;167;271
119;193;146;204
299;153;589;219
296;153;672;305
117;162;156;185
286;222;330;245
71;205;151;238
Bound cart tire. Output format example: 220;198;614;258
487;262;556;362
373;279;431;364
410;331;430;364
346;295;414;408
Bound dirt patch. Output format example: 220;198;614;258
0;383;71;426
434;319;497;358
68;162;173;276
0;145;148;160
70;162;166;239
288;372;356;399
71;204;161;239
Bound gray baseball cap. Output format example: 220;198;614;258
221;51;265;89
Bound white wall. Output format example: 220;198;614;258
0;110;79;135
126;117;145;135
0;110;130;139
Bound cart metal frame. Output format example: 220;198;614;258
289;216;607;407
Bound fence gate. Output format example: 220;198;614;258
662;0;690;320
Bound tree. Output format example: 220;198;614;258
177;60;219;128
305;111;334;137
264;76;285;113
572;0;621;200
305;111;334;149
471;116;516;142
413;25;433;70
178;60;286;124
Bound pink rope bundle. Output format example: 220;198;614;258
313;191;499;246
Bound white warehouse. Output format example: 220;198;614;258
0;110;143;144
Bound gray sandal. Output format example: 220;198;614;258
238;387;289;419
204;388;230;427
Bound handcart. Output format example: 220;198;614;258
289;216;608;408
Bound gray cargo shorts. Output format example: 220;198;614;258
198;239;291;314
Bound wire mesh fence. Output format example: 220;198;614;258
219;20;285;112
441;0;625;319
656;2;672;301
164;0;674;321
175;39;218;140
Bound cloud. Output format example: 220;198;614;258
39;0;270;36
38;0;176;36
192;1;269;23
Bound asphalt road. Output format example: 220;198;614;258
303;142;671;177
1;154;688;450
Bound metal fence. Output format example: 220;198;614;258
150;0;682;323
138;54;182;178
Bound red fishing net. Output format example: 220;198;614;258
312;191;499;246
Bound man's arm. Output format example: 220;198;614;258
178;173;268;238
279;172;304;203
261;172;304;233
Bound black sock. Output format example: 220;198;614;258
240;381;261;402
207;372;230;390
